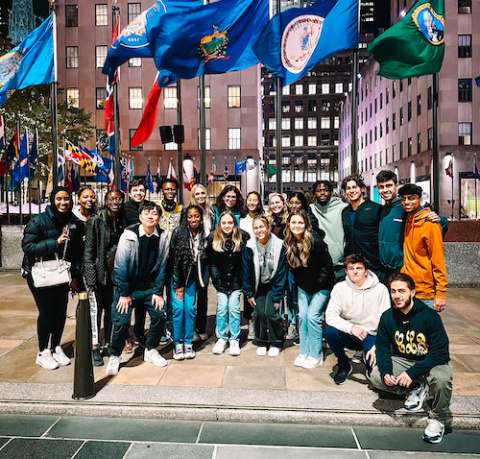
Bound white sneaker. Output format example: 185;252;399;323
229;340;241;356
36;349;59;370
106;355;121;376
256;346;267;356
268;347;280;357
302;354;324;369
286;324;298;340
184;344;196;359
247;323;255;340
199;333;208;341
294;354;308;367
423;419;445;444
212;338;228;355
144;348;168;367
52;346;71;366
173;344;185;360
193;332;200;342
405;381;428;411
351;350;363;364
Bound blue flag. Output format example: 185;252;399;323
0;14;55;107
151;0;269;79
10;131;29;191
476;76;480;88
146;160;154;193
254;0;359;86
235;159;247;175
29;131;38;180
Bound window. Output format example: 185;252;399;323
417;95;422;116
458;79;472;102
95;4;108;26
307;136;317;146
130;129;143;151
294;118;303;130
458;0;471;14
164;87;177;109
322;100;331;112
165;142;178;151
96;46;108;68
65;5;78;27
129;87;142;109
307;158;317;182
281;135;291;147
459;122;472;145
282;157;290;183
428;127;433;150
197;85;211;108
374;126;377;141
128;3;141;23
66;88;79;108
228;128;241;149
386;117;389;134
322;83;329;94
307;117;317;129
335;83;343;93
228;85;241;107
308;100;317;112
458;35;472;58
380;93;383;109
379;122;383;138
369;104;373;118
295;84;303;95
392;81;396;98
399;79;404;92
427;86;433;109
334;116;339;129
385;148;389;164
128;58;142;67
321;117;330;129
392;144;396;161
375;98;377;113
408;77;412;86
96;87;106;109
282;86;290;95
295;101;304;113
66;46;78;68
393;113;396;130
197;129;211;150
269;119;276;130
417;133;422;153
369;130;372;144
281;118;291;130
408;137;413;157
400;141;404;159
400;107;404;126
295;135;303;146
282;101;291;113
386;87;389;104
308;84;316;95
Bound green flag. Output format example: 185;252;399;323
367;0;445;79
267;165;277;178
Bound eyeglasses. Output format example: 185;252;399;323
225;195;237;200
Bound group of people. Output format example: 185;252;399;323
21;169;452;443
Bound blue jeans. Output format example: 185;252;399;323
216;290;241;342
325;326;376;368
297;288;329;359
287;270;298;325
419;298;435;310
171;280;197;345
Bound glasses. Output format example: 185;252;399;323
108;197;123;202
225;195;237;200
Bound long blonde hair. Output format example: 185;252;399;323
267;193;289;225
284;211;313;268
212;211;243;252
252;215;270;241
191;183;213;231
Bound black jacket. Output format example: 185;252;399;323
124;199;154;226
206;230;249;294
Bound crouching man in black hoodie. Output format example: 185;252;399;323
371;273;452;444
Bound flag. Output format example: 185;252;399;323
28;129;38;180
65;166;72;192
121;158;128;192
155;160;161;193
131;74;164;148
367;0;445;79
254;0;358;86
94;155;113;185
64;140;83;165
235;159;247;175
167;159;178;180
146;159;154;193
0;115;4;149
476;76;480;88
183;167;191;191
194;166;200;184
130;159;135;181
10;130;29;191
474;162;480;180
267;165;277;178
247;159;257;171
445;159;453;178
152;0;269;79
58;153;65;184
0;14;55;106
6;130;19;173
208;160;216;185
71;166;80;191
223;162;229;180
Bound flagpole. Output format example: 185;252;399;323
4;121;10;224
50;3;59;188
475;152;478;220
432;73;440;214
17;121;22;225
28;128;32;219
199;76;206;188
112;4;121;189
272;0;282;193
351;49;359;174
450;153;454;219
177;79;184;201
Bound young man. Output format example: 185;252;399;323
371;273;452;444
106;203;170;376
341;174;384;281
124;179;154;226
398;184;448;312
309;180;348;277
325;253;390;385
158;178;183;239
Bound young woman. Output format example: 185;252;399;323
240;191;264;339
170;205;207;360
190;183;213;236
289;191;320;234
267;193;289;240
22;187;81;370
212;185;245;229
284;211;335;369
206;211;248;356
243;216;287;357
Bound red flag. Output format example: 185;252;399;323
65;166;73;192
131;76;162;147
445;159;453;178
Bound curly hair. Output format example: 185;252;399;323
284;211;313;268
215;185;245;217
212;210;243;252
174;205;206;270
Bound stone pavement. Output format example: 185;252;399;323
0;271;480;429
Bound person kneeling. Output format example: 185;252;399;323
106;204;170;376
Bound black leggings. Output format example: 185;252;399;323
95;282;113;344
27;276;69;351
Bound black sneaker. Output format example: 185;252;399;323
93;348;104;367
101;346;110;357
362;354;373;380
136;335;147;348
333;364;352;385
293;338;300;346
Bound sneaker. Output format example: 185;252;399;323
286;324;298;340
159;336;169;346
268;347;280;357
352;350;363;364
404;382;428;411
294;354;307;367
101;346;110;358
293;337;300;346
256;346;267;356
423;419;445;444
362;354;373;380
247;322;255;340
136;335;147;348
193;332;201;342
212;338;228;355
184;344;195;359
52;346;71;366
106;355;121;376
36;349;59;370
229;340;241;356
302;354;324;369
123;340;133;354
92;348;104;367
199;333;208;341
334;364;352;385
173;344;185;360
144;348;168;367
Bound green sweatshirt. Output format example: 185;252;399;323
376;299;450;380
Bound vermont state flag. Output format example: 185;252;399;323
368;0;445;79
253;0;359;86
150;0;269;79
0;14;55;106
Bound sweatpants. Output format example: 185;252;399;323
253;282;283;349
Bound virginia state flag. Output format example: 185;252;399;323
0;14;55;107
254;0;358;86
151;0;269;79
368;0;445;79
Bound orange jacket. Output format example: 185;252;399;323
401;208;448;299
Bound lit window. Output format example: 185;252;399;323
294;118;303;129
334;116;339;129
66;88;79;108
128;58;142;67
129;87;143;109
281;136;290;147
269;119;276;130
458;35;472;58
321;117;330;129
308;84;316;95
164;87;177;109
198;128;211;150
96;46;108;68
295;84;303;95
282;86;290;95
322;83;329;94
228;128;241;149
96;87;106;110
459;122;472;145
307;136;317;146
335;83;343;93
295;135;303;146
95;4;108;26
165;142;178;151
281;118;290;130
128;3;141;23
307;117;317;129
66;46;78;68
228;85;241;108
197;85;211;108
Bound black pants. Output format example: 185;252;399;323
243;295;254;321
27;276;69;351
95;281;113;344
195;286;208;334
253;283;283;348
